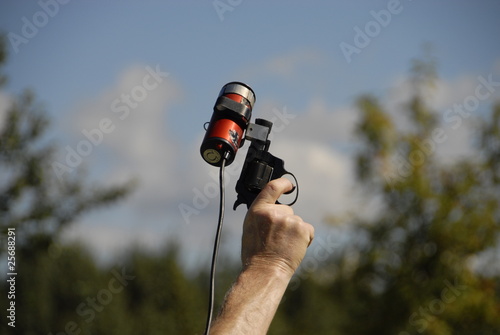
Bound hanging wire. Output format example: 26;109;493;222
204;152;228;335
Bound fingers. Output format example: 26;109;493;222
249;177;313;245
251;178;294;207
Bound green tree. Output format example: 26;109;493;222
325;54;500;334
118;246;207;335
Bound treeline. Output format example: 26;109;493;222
0;236;346;335
2;223;499;335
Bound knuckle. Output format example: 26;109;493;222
265;179;281;194
283;214;302;226
252;206;280;223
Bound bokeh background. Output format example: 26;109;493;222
1;1;500;334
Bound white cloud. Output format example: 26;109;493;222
384;72;500;164
252;98;370;224
236;48;326;79
68;64;183;210
254;98;359;147
60;64;189;260
61;218;169;263
265;49;325;77
272;139;355;220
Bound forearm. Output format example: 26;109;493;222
209;265;292;335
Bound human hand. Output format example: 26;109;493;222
241;178;314;278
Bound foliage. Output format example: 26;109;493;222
322;53;500;334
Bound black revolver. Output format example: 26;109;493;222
233;118;298;210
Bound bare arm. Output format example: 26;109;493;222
209;178;314;334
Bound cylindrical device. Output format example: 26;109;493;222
200;82;256;166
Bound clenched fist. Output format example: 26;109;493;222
242;178;314;277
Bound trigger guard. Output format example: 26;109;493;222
276;172;299;206
284;185;295;195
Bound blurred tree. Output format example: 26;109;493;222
0;33;132;335
324;51;500;334
11;242;105;334
269;275;343;335
119;246;207;335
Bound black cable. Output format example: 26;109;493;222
204;153;228;335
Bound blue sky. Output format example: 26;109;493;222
1;0;499;269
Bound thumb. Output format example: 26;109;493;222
251;178;294;207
